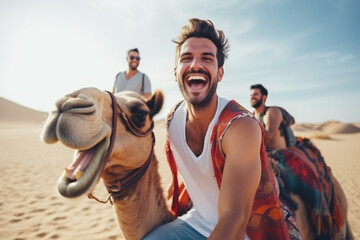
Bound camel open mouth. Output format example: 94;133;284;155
57;137;110;198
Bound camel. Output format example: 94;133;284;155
41;88;175;239
41;87;353;240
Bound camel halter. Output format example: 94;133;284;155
88;91;155;204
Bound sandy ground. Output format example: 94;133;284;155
0;101;359;239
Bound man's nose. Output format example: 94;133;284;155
190;57;202;70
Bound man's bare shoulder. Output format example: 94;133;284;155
264;107;284;123
225;116;261;140
266;106;283;116
221;115;262;160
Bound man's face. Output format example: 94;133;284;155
174;37;224;107
127;51;140;70
250;88;264;108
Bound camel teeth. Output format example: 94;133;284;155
65;168;69;175
75;171;83;180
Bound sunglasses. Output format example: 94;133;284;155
129;55;141;61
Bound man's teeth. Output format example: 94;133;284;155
188;75;206;81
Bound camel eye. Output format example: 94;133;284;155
132;110;148;127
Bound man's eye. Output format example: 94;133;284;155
180;57;192;62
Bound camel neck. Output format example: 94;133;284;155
113;158;174;239
106;148;154;201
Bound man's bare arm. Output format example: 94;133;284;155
263;107;283;145
208;117;262;240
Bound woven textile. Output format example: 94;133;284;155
270;137;343;239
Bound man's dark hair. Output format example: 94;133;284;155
127;48;139;55
250;84;268;96
172;18;230;68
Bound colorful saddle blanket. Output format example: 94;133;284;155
269;137;343;239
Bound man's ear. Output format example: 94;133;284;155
217;67;224;82
263;95;267;103
174;67;177;81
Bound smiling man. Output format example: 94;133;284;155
143;18;290;240
113;48;152;100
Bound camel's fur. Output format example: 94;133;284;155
41;87;353;240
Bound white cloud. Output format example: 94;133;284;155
296;51;339;61
339;54;355;63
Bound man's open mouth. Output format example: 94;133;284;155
187;75;208;90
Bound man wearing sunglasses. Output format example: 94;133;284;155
113;48;152;100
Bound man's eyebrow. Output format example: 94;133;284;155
203;52;215;57
180;52;192;57
180;52;215;57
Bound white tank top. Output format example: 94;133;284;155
168;97;229;237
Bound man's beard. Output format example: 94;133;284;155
180;69;218;109
251;98;262;109
129;63;138;70
190;80;217;109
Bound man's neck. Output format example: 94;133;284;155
186;96;218;134
185;96;218;156
125;69;138;80
254;105;267;118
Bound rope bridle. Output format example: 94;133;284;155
88;91;155;204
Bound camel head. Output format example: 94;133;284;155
41;87;164;198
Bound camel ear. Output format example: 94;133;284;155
146;90;164;118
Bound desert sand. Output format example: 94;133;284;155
0;97;359;239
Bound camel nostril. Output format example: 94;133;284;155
60;98;95;113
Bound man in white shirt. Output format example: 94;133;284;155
144;18;289;240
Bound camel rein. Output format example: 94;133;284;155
88;91;155;205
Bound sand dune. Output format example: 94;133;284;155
293;121;360;134
0;97;359;239
0;97;48;125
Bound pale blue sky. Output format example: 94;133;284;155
1;0;359;123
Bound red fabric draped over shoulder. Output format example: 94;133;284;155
210;100;289;240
